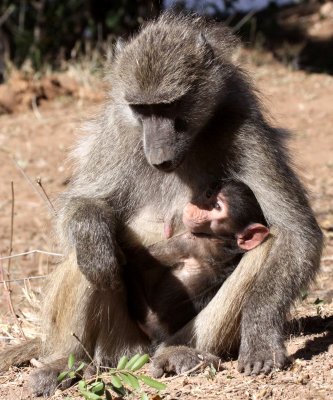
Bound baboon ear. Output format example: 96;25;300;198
236;224;270;251
115;37;126;56
197;33;215;62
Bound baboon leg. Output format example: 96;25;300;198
90;288;150;367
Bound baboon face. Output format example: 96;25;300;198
129;99;192;172
112;20;221;172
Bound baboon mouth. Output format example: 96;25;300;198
152;157;184;172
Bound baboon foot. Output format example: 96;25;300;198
238;342;289;375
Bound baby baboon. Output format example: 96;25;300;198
0;12;323;395
125;180;270;342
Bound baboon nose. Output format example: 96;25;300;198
153;160;174;172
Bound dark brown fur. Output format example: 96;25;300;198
0;12;323;395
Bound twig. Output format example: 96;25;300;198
72;332;94;364
232;10;257;33
0;4;15;27
161;361;205;381
0;257;26;340
36;177;56;214
7;182;15;290
0;249;63;261
12;158;56;216
31;96;43;121
0;275;47;285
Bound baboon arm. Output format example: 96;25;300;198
166;127;323;372
236;128;323;361
57;196;124;288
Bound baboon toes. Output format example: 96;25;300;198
238;347;289;376
150;345;220;378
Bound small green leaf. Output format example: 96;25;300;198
108;382;126;397
57;371;68;382
68;371;76;379
138;375;167;390
141;393;149;400
118;372;131;386
314;298;324;305
117;355;129;370
90;381;105;395
124;354;141;370
76;362;86;372
78;380;87;391
79;389;102;400
111;374;123;389
131;354;149;371
68;353;75;369
119;372;140;390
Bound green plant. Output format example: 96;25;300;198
58;353;166;399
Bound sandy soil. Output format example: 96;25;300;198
0;52;332;399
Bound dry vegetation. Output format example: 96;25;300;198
0;50;332;399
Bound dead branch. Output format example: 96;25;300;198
0;249;63;261
0;258;26;340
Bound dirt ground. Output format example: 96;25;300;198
0;51;332;399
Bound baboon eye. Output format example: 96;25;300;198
162;102;174;109
130;104;150;115
214;202;222;211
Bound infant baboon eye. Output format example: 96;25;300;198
214;202;222;211
206;189;214;199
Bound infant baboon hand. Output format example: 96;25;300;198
238;340;289;376
150;345;220;378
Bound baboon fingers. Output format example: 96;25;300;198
251;361;264;375
151;345;220;378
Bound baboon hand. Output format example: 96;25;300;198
150;345;220;378
238;339;289;375
76;237;125;289
30;359;92;397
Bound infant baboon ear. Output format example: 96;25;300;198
236;224;270;251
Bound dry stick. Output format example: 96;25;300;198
161;361;205;382
36;177;56;214
13;158;56;216
0;249;63;261
0;4;15;26
0;275;47;285
72;332;94;364
0;258;27;340
31;96;43;121
7;181;14;290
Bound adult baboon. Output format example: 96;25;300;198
0;12;322;396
